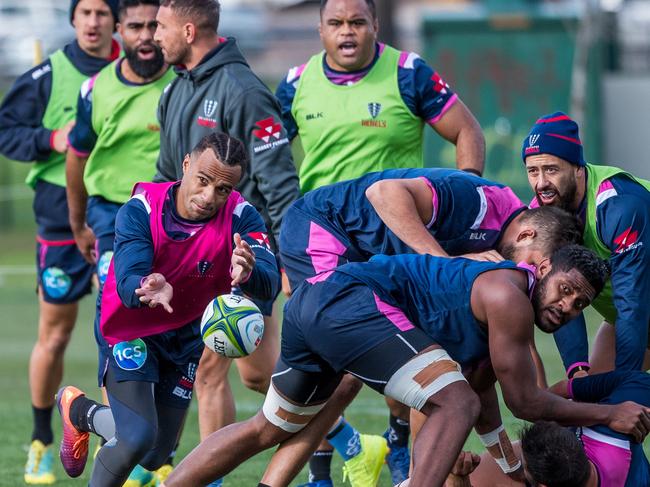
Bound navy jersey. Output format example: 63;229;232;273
570;371;650;486
296;168;524;258
113;183;279;308
276;43;456;141
329;254;531;368
553;174;650;371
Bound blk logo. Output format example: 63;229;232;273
529;134;540;146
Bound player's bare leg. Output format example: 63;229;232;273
410;381;480;486
235;308;280;393
196;310;279;440
30;290;78;414
164;411;294;487
260;375;362;487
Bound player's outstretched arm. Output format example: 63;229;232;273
231;233;255;286
365;178;448;256
481;276;650;441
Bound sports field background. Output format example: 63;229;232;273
1;162;649;486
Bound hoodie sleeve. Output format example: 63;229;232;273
0;60;54;161
224;86;300;244
154;80;180;182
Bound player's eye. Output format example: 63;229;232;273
198;177;208;185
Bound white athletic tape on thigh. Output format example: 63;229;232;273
478;425;522;473
384;349;466;411
262;383;325;433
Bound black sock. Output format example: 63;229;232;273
387;414;410;448
308;449;333;481
164;444;177;466
32;405;53;445
70;395;105;434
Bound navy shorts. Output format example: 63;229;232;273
36;237;94;304
96;317;204;408
279;205;362;291
87;196;121;287
32;181;94;303
282;274;434;379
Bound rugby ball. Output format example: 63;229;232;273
200;294;264;358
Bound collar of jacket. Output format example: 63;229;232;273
173;37;249;82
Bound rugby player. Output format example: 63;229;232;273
54;133;279;486
522;112;650;374
162;245;650;487
275;167;580;486
444;371;650;487
0;0;119;482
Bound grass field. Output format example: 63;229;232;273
1;222;649;486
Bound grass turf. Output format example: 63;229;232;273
1;227;648;486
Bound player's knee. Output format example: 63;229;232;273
240;372;270;394
38;327;73;355
118;419;157;462
139;449;170;472
425;381;480;424
196;351;231;386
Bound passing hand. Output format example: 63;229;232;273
135;273;173;313
231;233;255;286
52;120;75;153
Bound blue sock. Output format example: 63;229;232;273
326;419;361;461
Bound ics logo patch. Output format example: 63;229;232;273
113;339;147;371
42;267;71;299
97;251;113;285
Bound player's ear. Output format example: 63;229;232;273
536;258;551;279
182;154;191;175
517;227;536;244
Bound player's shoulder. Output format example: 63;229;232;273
395;48;425;71
284;62;308;85
475;267;531;310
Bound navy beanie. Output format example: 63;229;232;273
70;0;119;27
521;112;586;167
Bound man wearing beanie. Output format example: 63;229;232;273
522;112;650;378
0;0;118;483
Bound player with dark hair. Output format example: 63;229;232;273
55;133;279;487
161;245;650;487
0;0;120;482
273;167;581;486
63;2;174;482
522;112;650;376
444;371;650;487
153;5;299;485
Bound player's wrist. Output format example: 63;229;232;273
566;362;590;379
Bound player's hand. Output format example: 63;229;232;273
231;233;255;286
51;120;75;153
281;269;292;297
450;451;480;478
135;273;173;313
72;225;97;264
606;401;650;442
460;250;505;262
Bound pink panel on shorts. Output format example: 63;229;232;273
373;293;415;331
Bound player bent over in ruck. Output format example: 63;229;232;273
54;133;280;487
162;246;650;487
